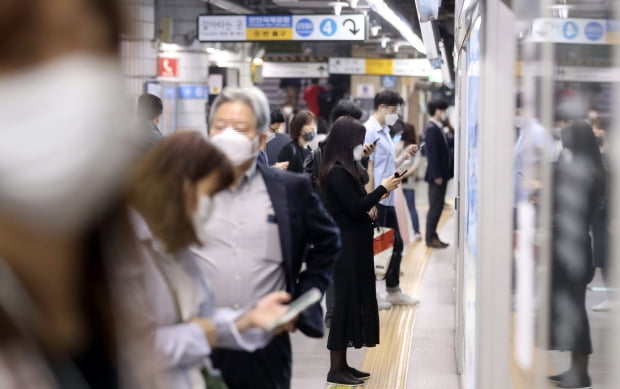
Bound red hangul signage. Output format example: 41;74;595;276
159;57;178;78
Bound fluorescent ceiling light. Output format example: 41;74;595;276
419;21;439;60
367;0;426;54
418;0;441;22
205;0;255;14
349;0;359;8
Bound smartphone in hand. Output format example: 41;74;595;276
373;138;380;145
394;169;408;178
265;288;322;332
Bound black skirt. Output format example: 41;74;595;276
327;223;380;350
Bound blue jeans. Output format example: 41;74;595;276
403;189;420;234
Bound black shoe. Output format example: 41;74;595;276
437;239;449;247
426;238;448;249
558;374;591;389
326;371;364;386
549;371;569;384
347;366;370;380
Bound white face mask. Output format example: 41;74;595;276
282;106;293;116
514;116;524;129
210;128;259;166
0;54;136;236
192;195;214;244
440;112;448;121
353;144;364;161
385;113;399;126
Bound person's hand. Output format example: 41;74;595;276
404;144;418;157
274;161;289;170
380;175;401;192
279;317;298;334
247;291;291;330
434;177;443;186
368;206;378;220
362;143;376;158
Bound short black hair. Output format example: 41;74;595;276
374;90;404;110
330;99;363;122
137;94;163;121
270;104;285;124
427;100;448;116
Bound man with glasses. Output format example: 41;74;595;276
364;90;419;309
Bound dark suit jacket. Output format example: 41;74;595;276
424;121;454;182
258;163;341;338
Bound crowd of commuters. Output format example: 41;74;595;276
0;1;459;388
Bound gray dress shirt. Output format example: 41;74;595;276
192;163;285;310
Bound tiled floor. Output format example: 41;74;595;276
406;215;459;389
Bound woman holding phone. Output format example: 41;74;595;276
125;132;291;389
319;117;401;386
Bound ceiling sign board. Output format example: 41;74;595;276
329;57;433;77
262;62;329;78
365;59;394;75
329;58;366;74
198;14;366;42
393;59;432;77
531;18;608;45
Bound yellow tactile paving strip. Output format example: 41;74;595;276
359;209;454;389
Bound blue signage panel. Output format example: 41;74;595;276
319;19;337;37
381;75;397;89
295;18;314;37
247;15;292;28
584;21;604;41
178;85;208;99
562;21;579;40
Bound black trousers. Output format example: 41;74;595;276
210;332;291;389
377;204;403;289
426;181;448;243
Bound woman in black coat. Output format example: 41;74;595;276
319;117;401;386
549;121;605;389
277;110;317;173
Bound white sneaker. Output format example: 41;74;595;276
385;291;420;306
414;233;422;241
592;300;615;312
377;294;392;310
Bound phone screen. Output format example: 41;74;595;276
373;138;380;145
266;288;322;331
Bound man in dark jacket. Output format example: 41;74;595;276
424;100;453;248
136;93;163;152
193;87;341;389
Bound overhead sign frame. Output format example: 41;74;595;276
197;14;367;42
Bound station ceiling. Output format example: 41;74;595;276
202;0;456;59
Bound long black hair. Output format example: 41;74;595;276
318;116;366;187
561;121;605;174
